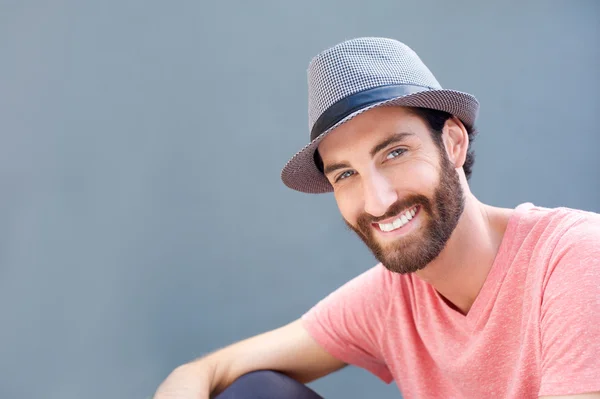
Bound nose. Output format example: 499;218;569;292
363;169;398;218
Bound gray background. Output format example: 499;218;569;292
1;1;598;398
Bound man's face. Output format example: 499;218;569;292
318;106;465;274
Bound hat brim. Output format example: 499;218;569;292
280;89;479;194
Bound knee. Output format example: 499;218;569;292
215;370;323;399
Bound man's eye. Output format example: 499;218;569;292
386;148;406;160
336;170;355;182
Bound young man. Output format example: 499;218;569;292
154;38;600;399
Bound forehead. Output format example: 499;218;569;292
317;106;427;160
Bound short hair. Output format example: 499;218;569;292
408;107;478;181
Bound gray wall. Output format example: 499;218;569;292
1;1;598;398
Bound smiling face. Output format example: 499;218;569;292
318;106;467;274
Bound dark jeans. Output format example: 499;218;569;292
214;370;324;399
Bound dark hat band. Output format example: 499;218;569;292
309;83;432;141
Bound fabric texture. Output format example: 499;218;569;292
214;370;324;399
280;37;479;194
301;203;600;398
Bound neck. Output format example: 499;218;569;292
415;194;513;315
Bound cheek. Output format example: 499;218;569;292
334;190;362;225
386;158;440;194
332;157;441;222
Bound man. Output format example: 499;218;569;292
154;38;600;399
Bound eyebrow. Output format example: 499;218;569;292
370;132;414;157
322;132;415;176
323;161;351;176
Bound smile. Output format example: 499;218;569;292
376;206;419;232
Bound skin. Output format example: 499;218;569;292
153;106;599;399
319;105;511;315
333;114;466;277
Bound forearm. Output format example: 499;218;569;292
154;319;345;398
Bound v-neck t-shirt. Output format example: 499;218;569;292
301;203;600;398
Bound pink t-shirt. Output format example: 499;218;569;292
302;203;600;398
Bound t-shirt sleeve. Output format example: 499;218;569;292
301;264;394;383
538;216;600;396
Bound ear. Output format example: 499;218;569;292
441;116;469;168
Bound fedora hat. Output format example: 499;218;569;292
280;37;479;194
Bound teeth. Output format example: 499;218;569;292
378;206;418;232
380;223;391;232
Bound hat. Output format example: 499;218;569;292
280;37;479;194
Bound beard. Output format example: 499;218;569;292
345;150;465;274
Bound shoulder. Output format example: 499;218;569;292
533;208;600;394
535;206;600;305
504;203;600;293
315;263;397;307
547;207;600;265
303;262;411;328
512;203;600;256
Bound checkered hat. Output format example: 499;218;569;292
280;37;479;194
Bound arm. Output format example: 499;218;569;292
154;319;346;398
538;216;600;397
